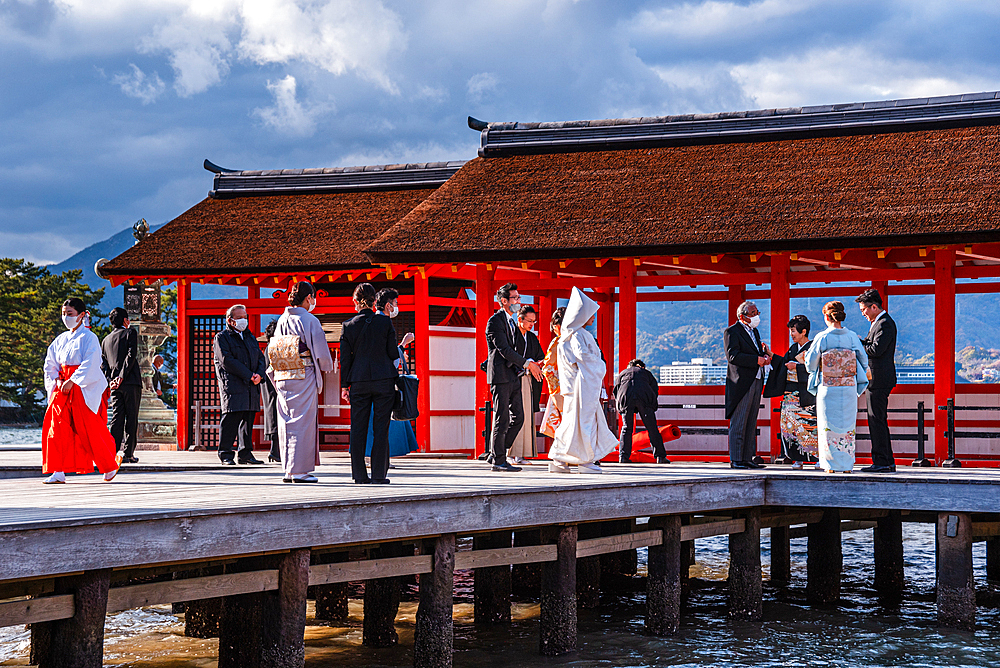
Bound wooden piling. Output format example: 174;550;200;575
31;569;111;668
987;536;1000;588
937;512;975;631
177;566;223;638
807;508;842;606
474;531;511;623
540;524;577;656
414;534;456;668
511;529;542;597
646;515;681;636
312;552;349;622
218;549;310;668
363;542;404;647
874;510;904;606
576;523;602;609
770;526;791;585
727;508;762;621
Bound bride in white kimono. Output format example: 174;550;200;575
548;287;618;473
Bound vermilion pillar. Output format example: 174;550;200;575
177;282;191;451
769;254;790;462
537;287;554;351
474;264;494;458
618;259;637;372
727;285;746;323
414;272;431;451
934;249;956;464
596;288;614;382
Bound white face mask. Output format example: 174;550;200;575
307;298;316;312
62;314;80;330
387;303;399;318
233;318;249;332
748;314;761;329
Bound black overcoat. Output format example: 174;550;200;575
213;326;266;414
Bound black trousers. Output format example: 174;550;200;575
489;380;523;464
867;387;895;467
108;385;141;458
349;379;396;482
619;404;666;460
219;410;256;461
728;377;763;463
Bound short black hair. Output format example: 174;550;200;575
855;288;883;308
787;314;810;336
375;287;399;312
496;282;518;301
550;306;566;334
628;359;645;368
62;297;86;315
517;304;536;320
109;307;129;328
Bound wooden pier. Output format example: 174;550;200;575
2;460;999;667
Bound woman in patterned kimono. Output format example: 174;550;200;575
540;307;566;439
764;315;818;469
266;282;335;483
41;298;120;484
805;301;869;474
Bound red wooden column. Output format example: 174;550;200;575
727;285;746;323
474;264;495;458
177;281;191;451
618;259;637;372
934;249;957;464
414;271;431;451
596;288;614;383
769;254;790;462
872;280;888;309
537;287;554;351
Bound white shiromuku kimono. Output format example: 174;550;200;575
43;325;108;414
805;325;869;472
548;287;618;466
266;307;335;476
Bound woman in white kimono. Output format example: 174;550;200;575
805;301;869;474
266;282;335;483
41;298;120;483
548;288;618;473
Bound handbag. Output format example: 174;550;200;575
392;374;419;421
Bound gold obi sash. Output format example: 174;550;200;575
268;335;311;381
821;349;856;387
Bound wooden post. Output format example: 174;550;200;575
769;254;790;463
313;552;349;622
474;531;511;624
770;526;791;585
727;508;762;620
474;264;494;458
176;281;191;450
540;524;577;656
618;259;637;371
727;285;746;324
31;569;111;668
934;249;956;465
646;515;681;635
807;509;842;606
363;543;404;647
537;287;554;351
414;271;431;451
937;512;975;631
219;549;310;668
178;566;222;638
987;536;1000;588
415;534;456;668
512;530;542;596
576;523;602;609
874;510;904;606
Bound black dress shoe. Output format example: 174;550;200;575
491;463;522;472
372;478;391;484
860;465;895;473
619;457;633;463
238;456;264;465
748;462;767;469
220;458;236;465
655;456;671;464
354;479;371;484
730;461;753;469
268;454;280;463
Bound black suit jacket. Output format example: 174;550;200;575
213;326;266;414
486;309;527;385
861;312;897;390
763;340;815;407
614;365;659;413
101;326;141;387
724;322;764;419
340;309;399;387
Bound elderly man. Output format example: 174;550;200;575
213;304;266;465
724;300;771;469
856;288;898;473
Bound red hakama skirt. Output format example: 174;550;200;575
42;364;119;474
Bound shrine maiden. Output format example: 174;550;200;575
41;298;120;484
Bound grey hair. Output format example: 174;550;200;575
226;304;247;321
736;300;757;318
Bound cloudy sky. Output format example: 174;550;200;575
2;0;999;265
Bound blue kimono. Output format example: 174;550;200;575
805;325;869;472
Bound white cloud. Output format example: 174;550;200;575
253;75;317;136
630;0;816;40
111;63;165;103
466;72;498;103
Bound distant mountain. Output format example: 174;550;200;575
48;223;163;314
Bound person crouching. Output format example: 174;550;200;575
614;359;669;464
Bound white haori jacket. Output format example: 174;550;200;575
43;325;108;414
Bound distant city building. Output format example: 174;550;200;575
659;358;726;386
896;364;969;384
984;368;1000;383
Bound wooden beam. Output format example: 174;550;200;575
576;529;663;558
0;594;73;626
309;555;432;586
106;570;279;613
680;519;745;542
455;544;557;570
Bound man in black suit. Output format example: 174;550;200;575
213;304;266;465
724;300;771;469
614;359;669;464
856;289;898;472
485;283;543;472
101;307;142;463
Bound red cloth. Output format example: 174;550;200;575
600;424;682;463
42;365;119;474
